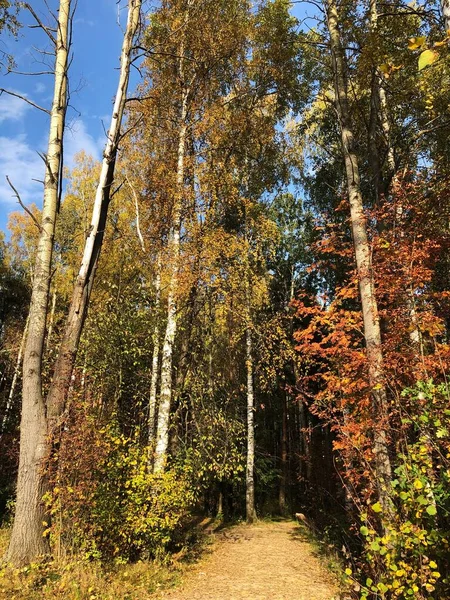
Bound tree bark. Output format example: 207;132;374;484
279;390;289;516
153;89;188;473
325;0;393;517
246;321;256;523
45;0;142;433
148;266;161;463
6;0;71;566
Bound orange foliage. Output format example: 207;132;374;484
293;175;450;498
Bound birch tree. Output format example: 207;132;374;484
146;0;251;473
7;0;142;566
6;0;72;566
325;0;393;517
245;281;256;523
45;0;142;432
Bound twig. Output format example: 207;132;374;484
6;176;43;232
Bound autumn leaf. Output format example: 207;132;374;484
408;36;426;50
418;49;438;71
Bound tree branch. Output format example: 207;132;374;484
0;88;50;114
6;176;43;232
23;2;57;45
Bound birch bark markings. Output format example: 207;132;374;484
148;265;161;458
325;0;393;516
6;0;71;565
246;318;256;523
153;93;188;473
46;0;142;429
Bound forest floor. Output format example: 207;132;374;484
156;519;341;600
0;519;342;599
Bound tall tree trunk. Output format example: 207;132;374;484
46;0;142;433
279;390;288;516
148;266;161;463
325;0;393;517
246;320;256;523
153;92;188;473
6;0;71;565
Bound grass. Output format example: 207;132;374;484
0;527;190;600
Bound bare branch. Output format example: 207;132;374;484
126;174;146;252
110;179;126;199
6;70;54;76
23;2;57;45
6;176;43;232
0;88;50;114
118;115;144;143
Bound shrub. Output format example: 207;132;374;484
48;408;196;562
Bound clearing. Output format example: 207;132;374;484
157;520;340;600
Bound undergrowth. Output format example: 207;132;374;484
0;526;198;600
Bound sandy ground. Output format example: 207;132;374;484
157;520;340;600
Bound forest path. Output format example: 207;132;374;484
157;520;340;600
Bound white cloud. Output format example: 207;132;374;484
74;17;94;27
65;119;102;166
0;91;32;124
0;120;102;216
0;134;44;210
34;82;46;95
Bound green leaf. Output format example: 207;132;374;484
372;502;382;513
377;582;389;594
360;525;369;536
426;504;437;516
418;49;438;70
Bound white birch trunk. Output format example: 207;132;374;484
46;0;142;430
148;266;161;462
6;0;71;565
326;0;393;518
246;320;256;523
153;112;187;473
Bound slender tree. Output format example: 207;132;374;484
6;0;72;565
46;0;142;432
325;0;393;516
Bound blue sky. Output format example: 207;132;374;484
0;0;127;232
0;1;309;234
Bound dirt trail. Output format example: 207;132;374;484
157;520;340;600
